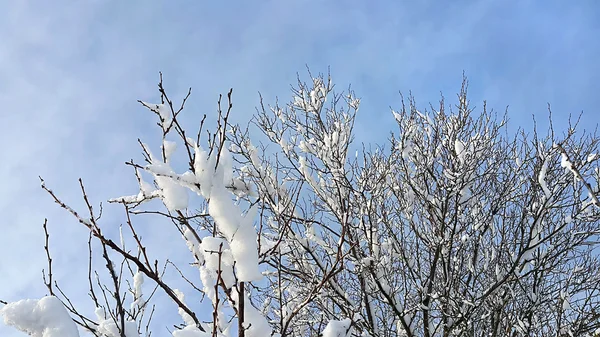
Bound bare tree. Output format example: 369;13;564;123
2;72;600;337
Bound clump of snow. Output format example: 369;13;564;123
219;146;234;187
322;318;352;337
560;152;576;176
163;140;178;162
538;158;552;199
141;102;172;130
199;265;217;303
200;236;235;289
208;182;261;282
454;139;466;165
155;174;189;211
229;205;261;281
135;143;189;211
193;143;215;198
0;296;80;337
183;228;204;265
243;305;271;337
174;289;195;326
131;271;144;310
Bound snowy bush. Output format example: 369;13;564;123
2;73;600;337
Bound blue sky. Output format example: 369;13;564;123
1;0;599;335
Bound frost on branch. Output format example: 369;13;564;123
3;73;600;337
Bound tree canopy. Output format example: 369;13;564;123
2;73;600;337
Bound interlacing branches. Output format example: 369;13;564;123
2;72;600;337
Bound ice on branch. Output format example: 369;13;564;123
0;296;79;337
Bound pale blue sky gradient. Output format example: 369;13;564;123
1;1;599;335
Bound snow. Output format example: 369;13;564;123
454;139;466;165
115;136;268;326
172;325;211;337
199;236;235;289
131;271;144;310
139;145;189;211
299;140;314;154
140;102;172;130
208;182;262;282
199;265;218;303
193;143;215;198
219;146;234;187
322;318;352;337
108;168;160;204
0;296;80;337
163;140;177;162
231;288;272;337
138;171;154;194
183;228;204;265
538;158;552;199
242;300;271;337
560;152;576;176
92;308;140;337
459;186;472;204
560;290;572;310
96;315;139;337
228;205;261;281
156;174;189;211
174;289;195;326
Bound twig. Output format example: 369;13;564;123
42;218;54;296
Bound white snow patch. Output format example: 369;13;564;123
0;296;80;337
538;157;552;199
322;318;352;337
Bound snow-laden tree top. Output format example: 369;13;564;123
2;73;600;337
